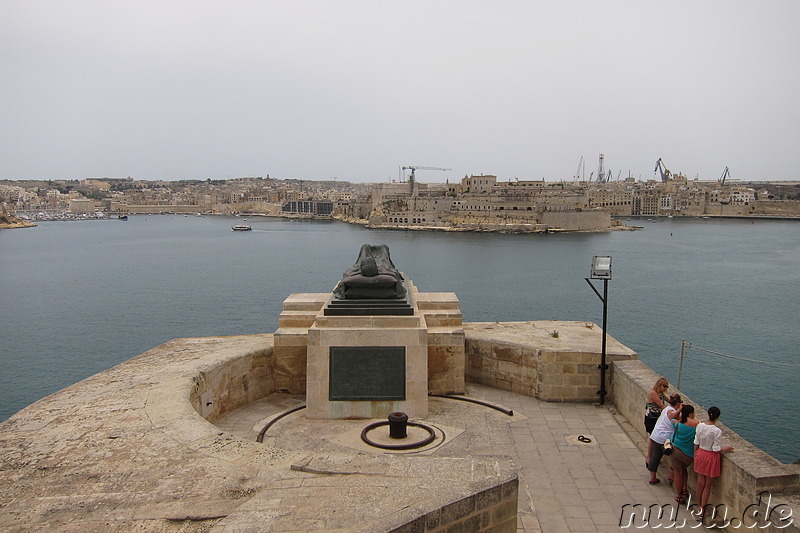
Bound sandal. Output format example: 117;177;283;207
649;479;660;485
675;494;685;503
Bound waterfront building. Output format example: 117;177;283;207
68;198;95;215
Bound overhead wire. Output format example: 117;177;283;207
685;342;800;368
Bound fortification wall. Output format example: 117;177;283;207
752;200;800;216
540;210;610;231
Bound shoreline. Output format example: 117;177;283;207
0;221;37;229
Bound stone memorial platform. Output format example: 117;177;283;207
274;279;465;419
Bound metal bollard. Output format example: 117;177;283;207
387;412;408;439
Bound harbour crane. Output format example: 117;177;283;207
719;167;731;185
574;156;585;181
654;158;672;183
597;154;606;183
399;166;451;182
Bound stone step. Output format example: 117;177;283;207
421;309;463;327
274;327;310;347
282;293;330;311
278;310;320;328
415;292;460;310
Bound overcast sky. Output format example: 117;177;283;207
2;1;799;183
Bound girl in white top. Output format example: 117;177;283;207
693;406;734;517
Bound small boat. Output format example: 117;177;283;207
231;224;252;231
118;215;128;220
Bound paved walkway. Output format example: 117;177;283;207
217;383;710;532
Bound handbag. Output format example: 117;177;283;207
663;439;673;455
663;423;678;456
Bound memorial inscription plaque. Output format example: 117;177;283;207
329;346;406;401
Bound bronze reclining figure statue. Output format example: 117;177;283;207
332;244;406;299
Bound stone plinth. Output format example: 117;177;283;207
306;313;429;419
273;283;466;418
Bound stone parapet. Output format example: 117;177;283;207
464;321;637;401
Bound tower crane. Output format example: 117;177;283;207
654;158;672;183
399;166;451;182
574;156;585;181
719;167;731;185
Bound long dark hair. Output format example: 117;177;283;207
680;404;695;424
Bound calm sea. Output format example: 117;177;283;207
1;215;798;462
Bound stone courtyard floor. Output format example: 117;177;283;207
217;383;712;532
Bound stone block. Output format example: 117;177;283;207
422;310;463;327
278;310;319;328
428;328;466;346
281;293;329;311
274;327;309;346
492;343;523;364
415;292;460;310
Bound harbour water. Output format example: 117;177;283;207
1;215;798;463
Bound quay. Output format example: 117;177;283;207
1;286;797;532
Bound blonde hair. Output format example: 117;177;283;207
652;377;669;392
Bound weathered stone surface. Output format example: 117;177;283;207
0;334;516;532
465;321;638;401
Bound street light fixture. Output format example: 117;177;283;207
585;256;612;405
590;256;612;279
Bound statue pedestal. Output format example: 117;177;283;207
306;311;428;419
273;280;465;420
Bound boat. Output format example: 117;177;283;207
231;224;252;231
118;215;128;220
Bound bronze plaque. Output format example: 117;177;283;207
329;346;406;401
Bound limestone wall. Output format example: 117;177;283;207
752;200;800;216
464;321;638;401
612;359;799;532
189;338;274;422
540;210;610;231
376;476;518;533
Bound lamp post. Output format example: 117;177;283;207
585;256;611;405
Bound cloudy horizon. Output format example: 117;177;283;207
2;1;799;183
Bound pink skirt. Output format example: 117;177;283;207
694;447;721;478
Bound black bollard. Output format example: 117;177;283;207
388;412;408;439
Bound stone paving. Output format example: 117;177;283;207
217;384;711;532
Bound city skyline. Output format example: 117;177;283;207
2;1;799;183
